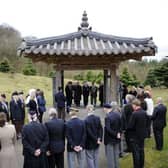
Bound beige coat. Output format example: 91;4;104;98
0;123;18;168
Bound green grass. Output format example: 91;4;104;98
0;72;168;167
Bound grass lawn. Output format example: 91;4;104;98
0;72;168;167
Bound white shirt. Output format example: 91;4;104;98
145;98;154;116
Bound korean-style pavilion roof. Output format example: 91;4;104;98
18;11;157;59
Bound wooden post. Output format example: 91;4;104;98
61;70;64;92
104;69;111;103
104;69;108;103
110;65;118;102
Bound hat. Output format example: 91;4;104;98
12;91;18;96
18;91;24;95
103;103;112;109
28;110;37;116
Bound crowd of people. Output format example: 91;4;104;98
0;84;167;168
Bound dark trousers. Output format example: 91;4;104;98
125;131;131;152
12;120;22;137
83;95;89;106
146;117;152;138
130;138;145;168
57;107;65;120
48;152;64;168
66;98;72;113
153;127;164;150
39;112;44;123
91;96;97;106
74;100;80;107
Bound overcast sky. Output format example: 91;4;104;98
0;0;168;59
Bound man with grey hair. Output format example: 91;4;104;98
85;105;103;168
22;111;49;168
45;108;65;168
121;94;135;153
152;97;167;150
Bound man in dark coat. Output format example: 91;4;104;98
22;111;49;168
98;82;104;107
73;82;82;107
152;97;167;150
55;87;66;120
65;81;73;112
66;108;86;168
90;82;98;106
18;91;25;127
85;105;103;168
0;94;10;121
45;108;65;168
82;81;90;107
10;91;23;139
128;99;148;168
121;94;135;152
104;103;121;168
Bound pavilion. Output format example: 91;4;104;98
18;11;157;104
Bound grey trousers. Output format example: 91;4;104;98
67;150;85;168
86;148;99;168
105;143;120;168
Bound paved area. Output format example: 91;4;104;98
15;107;121;167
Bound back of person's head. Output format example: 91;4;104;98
132;99;141;107
58;86;62;91
86;104;94;113
157;97;163;104
111;101;120;112
48;108;57;118
69;108;79;117
144;92;151;99
126;94;135;103
0;112;6;127
29;89;36;98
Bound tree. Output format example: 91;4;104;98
131;74;140;86
22;60;37;76
144;69;157;87
120;67;133;86
144;61;168;88
0;57;10;72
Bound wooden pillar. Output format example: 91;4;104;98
104;69;108;103
52;70;64;106
110;65;118;102
104;69;111;103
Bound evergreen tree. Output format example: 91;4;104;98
144;69;157;87
0;57;10;72
131;74;140;86
120;67;133;86
22;60;37;76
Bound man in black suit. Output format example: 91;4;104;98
22;111;49;168
45;108;65;168
152;97;167;151
0;94;10;121
55;87;66;120
128;99;148;168
85;105;103;168
65;81;73;112
66;108;86;168
104;103;121;168
73;82;82;107
82;81;90;107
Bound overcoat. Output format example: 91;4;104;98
0;123;18;168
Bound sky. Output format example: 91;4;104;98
0;0;168;59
